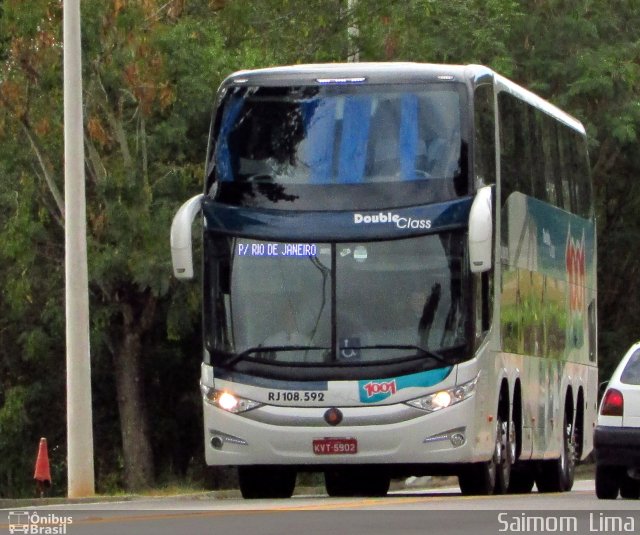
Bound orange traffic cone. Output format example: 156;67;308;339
33;437;52;496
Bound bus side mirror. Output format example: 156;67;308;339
468;186;493;273
170;194;204;279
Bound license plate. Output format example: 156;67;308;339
312;437;358;455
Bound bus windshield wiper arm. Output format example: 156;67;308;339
341;344;450;364
212;344;456;367
220;345;330;367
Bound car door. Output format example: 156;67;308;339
620;349;640;428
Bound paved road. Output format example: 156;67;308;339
2;480;639;535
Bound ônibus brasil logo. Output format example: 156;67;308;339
354;212;432;230
7;511;73;535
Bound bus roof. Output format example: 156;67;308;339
223;62;492;86
220;62;585;136
493;73;585;135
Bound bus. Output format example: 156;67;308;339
170;63;597;499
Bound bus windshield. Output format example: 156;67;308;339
206;231;470;368
210;83;468;210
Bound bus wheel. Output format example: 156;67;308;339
495;416;515;493
324;470;351;496
536;409;576;492
458;460;496;495
459;412;511;495
325;468;390;497
507;462;536;494
238;466;296;499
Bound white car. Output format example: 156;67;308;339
594;341;640;499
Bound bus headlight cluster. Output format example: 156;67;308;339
200;385;262;413
405;375;478;412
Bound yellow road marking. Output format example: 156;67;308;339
0;490;574;527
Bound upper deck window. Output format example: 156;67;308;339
209;83;469;210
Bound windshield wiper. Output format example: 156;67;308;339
214;345;330;368
210;344;462;368
338;344;452;365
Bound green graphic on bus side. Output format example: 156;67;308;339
500;193;595;363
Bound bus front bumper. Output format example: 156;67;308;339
202;396;490;467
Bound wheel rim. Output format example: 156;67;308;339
508;420;517;462
562;420;575;477
557;414;576;491
494;424;502;466
566;422;576;473
496;417;514;490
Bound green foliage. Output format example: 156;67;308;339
1;0;640;496
0;387;29;442
353;0;522;70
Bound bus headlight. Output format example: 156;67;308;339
405;375;478;412
200;385;263;413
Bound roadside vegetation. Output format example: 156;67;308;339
1;0;639;497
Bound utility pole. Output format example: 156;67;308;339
63;0;95;498
347;0;359;62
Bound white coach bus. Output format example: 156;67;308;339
170;63;597;498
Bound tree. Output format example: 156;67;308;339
504;0;640;376
0;0;222;493
74;0;228;490
350;0;640;376
1;0;640;497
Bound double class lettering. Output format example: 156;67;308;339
353;212;432;230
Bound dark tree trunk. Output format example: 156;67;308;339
111;290;156;491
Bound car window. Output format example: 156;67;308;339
620;348;640;385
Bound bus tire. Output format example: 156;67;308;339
324;468;390;497
507;462;536;494
458;461;496;495
495;415;515;494
535;407;576;493
238;466;296;499
324;470;352;497
459;405;511;496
